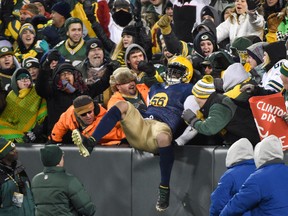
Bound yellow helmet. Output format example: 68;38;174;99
166;56;193;85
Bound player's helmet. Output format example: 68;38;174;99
165;56;193;85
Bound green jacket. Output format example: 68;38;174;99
31;166;95;216
194;92;260;145
0;160;35;216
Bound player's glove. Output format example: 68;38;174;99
138;61;156;77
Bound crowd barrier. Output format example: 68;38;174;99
16;144;288;216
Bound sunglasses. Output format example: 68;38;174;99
80;110;93;117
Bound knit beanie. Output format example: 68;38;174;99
54;63;75;75
280;60;288;77
110;67;136;92
121;25;137;37
231;37;253;52
73;95;98;116
20;3;39;17
64;17;83;32
51;1;71;19
201;7;214;20
222;63;249;92
86;38;104;56
0;36;12;48
19;23;36;38
17;73;30;80
40;144;63;167
263;41;286;64
0;46;13;57
246;42;268;65
22;57;40;69
0;138;16;160
226;138;254;167
192;75;215;99
254;135;283;169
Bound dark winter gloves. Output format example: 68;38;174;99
138;61;156;77
246;0;261;11
157;14;172;35
106;60;121;73
83;0;96;24
182;109;199;127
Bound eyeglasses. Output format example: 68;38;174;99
60;71;73;78
203;65;212;69
80;110;93;117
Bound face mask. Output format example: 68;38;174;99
112;10;132;27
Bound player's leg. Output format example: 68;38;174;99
155;131;174;212
72;101;129;156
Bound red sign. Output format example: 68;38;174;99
249;93;288;150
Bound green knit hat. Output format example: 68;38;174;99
280;61;288;77
0;138;16;159
40;145;63;167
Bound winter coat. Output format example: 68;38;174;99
194;92;260;145
0;69;47;142
35;64;111;138
31;166;96;216
51;103;124;145
216;12;264;44
0;160;35;216
107;83;149;109
220;163;288;215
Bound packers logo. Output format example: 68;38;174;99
1;47;9;52
150;93;168;107
26;62;32;67
90;43;98;49
201;34;209;40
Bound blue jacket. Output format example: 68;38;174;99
210;159;255;216
220;162;288;215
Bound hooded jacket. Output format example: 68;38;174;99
210;138;255;216
35;63;111;139
220;135;288;215
0;56;21;93
0;68;47;142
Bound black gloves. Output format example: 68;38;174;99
31;15;48;26
47;50;61;62
138;61;156;77
240;83;255;94
83;0;95;23
106;60;121;73
247;0;261;11
42;49;61;70
181;109;198;127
